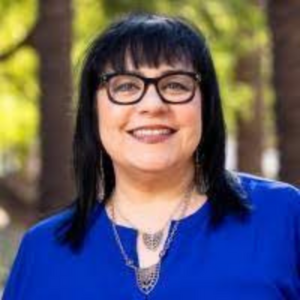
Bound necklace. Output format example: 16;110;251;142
108;185;194;296
113;195;185;251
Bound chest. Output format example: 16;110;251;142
28;218;299;300
157;221;299;300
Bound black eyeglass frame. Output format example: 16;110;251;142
98;71;201;105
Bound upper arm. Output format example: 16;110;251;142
2;232;34;300
292;187;300;275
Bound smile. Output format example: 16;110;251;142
128;128;176;144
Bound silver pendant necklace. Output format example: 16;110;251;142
113;193;185;251
135;262;161;295
142;231;164;251
108;185;194;296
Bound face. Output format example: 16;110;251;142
96;61;202;176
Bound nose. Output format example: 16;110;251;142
136;84;168;114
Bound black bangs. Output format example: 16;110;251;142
92;14;206;73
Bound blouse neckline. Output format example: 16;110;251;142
98;197;211;234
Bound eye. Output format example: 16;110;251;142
159;74;194;94
164;82;190;91
113;82;140;93
110;75;143;94
161;81;192;94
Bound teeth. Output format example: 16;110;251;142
132;128;173;137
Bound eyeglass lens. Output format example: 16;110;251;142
108;74;195;103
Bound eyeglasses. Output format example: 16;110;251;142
98;71;201;105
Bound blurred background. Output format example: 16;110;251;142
0;0;299;292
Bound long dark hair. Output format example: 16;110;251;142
57;13;251;251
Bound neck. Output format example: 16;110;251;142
110;161;195;207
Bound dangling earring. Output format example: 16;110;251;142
99;149;106;201
194;150;208;194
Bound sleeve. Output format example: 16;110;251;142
2;232;34;300
285;185;300;282
293;188;300;276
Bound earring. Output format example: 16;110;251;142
194;150;208;194
99;149;106;201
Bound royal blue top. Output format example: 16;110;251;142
2;173;300;300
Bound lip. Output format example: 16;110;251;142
127;124;177;133
126;124;177;144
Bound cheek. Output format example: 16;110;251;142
180;97;202;145
96;91;130;148
97;91;116;144
174;99;202;160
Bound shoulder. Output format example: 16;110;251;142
236;172;300;217
237;172;299;199
2;208;75;299
22;207;73;250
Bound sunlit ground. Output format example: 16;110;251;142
0;206;25;294
0;207;10;229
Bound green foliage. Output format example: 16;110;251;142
101;0;156;16
0;0;36;53
73;0;106;63
0;48;38;163
0;0;38;168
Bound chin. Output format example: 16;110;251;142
130;159;175;173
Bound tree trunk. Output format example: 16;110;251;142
235;51;264;176
268;2;300;185
35;0;74;215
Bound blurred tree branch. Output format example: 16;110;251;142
0;23;39;62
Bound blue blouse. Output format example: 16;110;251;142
2;173;300;300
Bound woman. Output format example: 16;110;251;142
3;13;300;300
